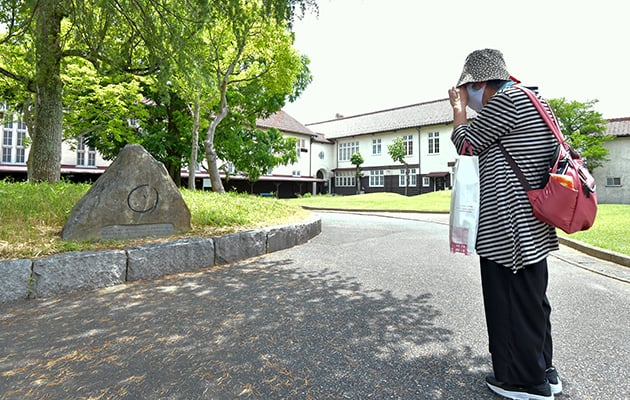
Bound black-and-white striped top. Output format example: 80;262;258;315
451;85;559;271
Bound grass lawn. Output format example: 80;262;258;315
285;192;630;256
284;191;452;212
2;181;628;260
0;180;308;260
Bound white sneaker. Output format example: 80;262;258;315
545;367;563;395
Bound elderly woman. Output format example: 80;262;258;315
448;49;562;400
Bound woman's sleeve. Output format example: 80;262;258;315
450;93;518;155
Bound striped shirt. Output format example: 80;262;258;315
451;85;559;271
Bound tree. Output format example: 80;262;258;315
0;0;192;182
199;0;312;192
388;137;409;195
548;98;614;170
350;152;364;194
0;0;316;183
62;59;149;159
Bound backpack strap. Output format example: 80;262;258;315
498;85;562;191
497;142;533;191
513;85;566;146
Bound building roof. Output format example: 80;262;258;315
256;110;315;136
605;117;630;137
304;99;477;139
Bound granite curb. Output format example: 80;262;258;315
0;215;321;304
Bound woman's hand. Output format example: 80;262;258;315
449;86;469;127
448;86;467;111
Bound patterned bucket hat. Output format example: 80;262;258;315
456;48;519;87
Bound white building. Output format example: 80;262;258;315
590;118;630;204
2;105;628;203
305;99;470;196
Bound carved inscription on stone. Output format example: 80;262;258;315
127;184;159;213
101;224;174;240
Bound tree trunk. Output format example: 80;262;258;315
204;105;228;193
29;0;64;183
166;162;182;186
404;164;409;196
188;95;201;190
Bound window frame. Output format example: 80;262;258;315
335;170;356;187
369;170;384;187
606;176;622;187
372;138;382;155
398;168;417;187
428;131;440;154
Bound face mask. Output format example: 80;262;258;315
466;83;486;112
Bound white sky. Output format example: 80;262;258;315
283;0;630;124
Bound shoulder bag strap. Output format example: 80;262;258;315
513;85;565;145
498;85;563;191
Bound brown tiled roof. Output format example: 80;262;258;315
605;117;630;137
305;99;477;139
256;110;315;136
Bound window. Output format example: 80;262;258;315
335;171;355;187
403;135;413;156
338;141;359;161
369;170;384;187
76;136;96;167
606;177;622;187
399;168;417;187
422;177;430;187
2;120;27;164
428;132;440;154
372;138;381;155
296;138;308;158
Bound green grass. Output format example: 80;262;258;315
284;191;452;212
285;192;630;256
2;182;628;260
560;204;630;256
0;180;308;260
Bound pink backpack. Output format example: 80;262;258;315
499;86;597;234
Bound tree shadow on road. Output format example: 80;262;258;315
1;257;497;399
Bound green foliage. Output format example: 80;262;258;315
350;152;364;167
388;137;407;165
0;0;317;182
217;124;298;181
350;152;364;194
62;59;150;159
548;98;614;170
388;137;410;194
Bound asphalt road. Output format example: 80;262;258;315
1;211;628;400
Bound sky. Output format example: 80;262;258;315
282;0;630;124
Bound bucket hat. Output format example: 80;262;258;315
456;48;519;87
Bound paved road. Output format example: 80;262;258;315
1;212;628;400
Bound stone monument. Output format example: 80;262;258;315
61;144;191;241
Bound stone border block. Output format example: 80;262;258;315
0;259;32;303
1;215;322;303
295;216;322;245
214;230;266;265
32;250;127;298
266;216;322;253
126;238;215;281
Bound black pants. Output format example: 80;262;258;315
480;256;553;387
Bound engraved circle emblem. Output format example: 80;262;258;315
127;184;159;213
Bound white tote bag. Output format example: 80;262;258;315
449;153;480;255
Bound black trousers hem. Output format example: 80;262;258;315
479;256;553;386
